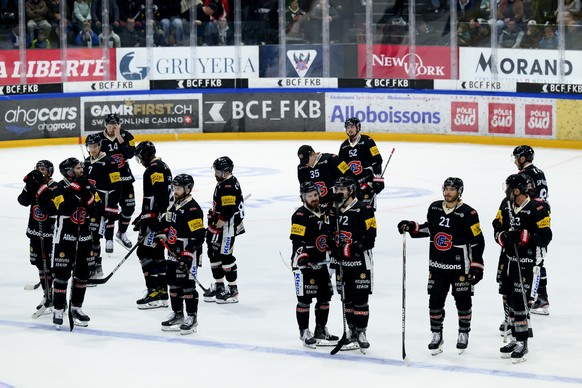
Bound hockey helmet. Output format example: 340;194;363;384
333;176;357;192
344;117;361;131
85;133;102;147
172;173;194;193
213;156;234;173
442;177;464;195
59;157;80;178
505;173;529;197
300;181;319;201
105;113;121;125
513;145;534;162
135;141;156;165
36;160;54;177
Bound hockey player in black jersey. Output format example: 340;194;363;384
512;145;550;315
297;144;353;208
328;176;377;352
83;133;121;279
204;156;245;304
338;117;385;209
158;174;205;334
132;141;173;310
98;113;136;252
290;182;339;348
49;158;97;329
493;173;552;363
398;177;485;355
18;160;57;315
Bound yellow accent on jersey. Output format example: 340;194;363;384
370;145;380;156
188;218;204;232
109;171;121;183
537;216;551;228
365;217;377;230
338;161;349;174
52;194;64;209
150;172;164;185
470;222;482;237
495;209;503;224
221;195;236;206
129;139;135;147
291;223;306;236
94;191;101;203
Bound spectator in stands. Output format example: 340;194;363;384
520;19;542;47
497;0;524;21
538;24;559;48
564;11;582;49
416;18;442;45
457;22;471;46
31;27;50;47
306;0;341;43
207;0;229;21
471;19;491;46
194;2;218;45
119;17;144;47
46;0;70;46
205;15;233;45
25;0;52;41
119;0;145;29
10;25;32;48
91;0;120;33
555;0;581;19
75;19;98;46
72;0;91;37
286;0;308;40
99;24;121;46
498;18;524;47
154;0;184;46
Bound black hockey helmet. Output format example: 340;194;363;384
135;141;156;166
333;176;357;193
85;133;102;147
36;160;54;177
513;145;534;162
505;173;529;196
172;173;194;193
297;145;314;165
300;181;319;201
213;156;234;173
105;113;120;125
59;157;80;178
442;177;464;195
344;117;361;131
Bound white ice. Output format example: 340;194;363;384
0;140;581;388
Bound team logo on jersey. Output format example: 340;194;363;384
314;181;328;197
32;205;47;221
459;275;466;282
309;278;315;285
360;273;366;280
111;153;126;168
71;209;87;225
59;252;65;258
434;232;453;251
315;235;327;252
167;227;178;244
347;160;363;175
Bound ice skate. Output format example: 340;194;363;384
71;306;90;327
457;332;469;354
313;325;339;346
299;328;317;349
115;232;132;250
32;296;53;319
161;311;184;331
105;240;114;254
340;326;360;351
428;332;444;355
500;340;517;359
203;283;217;303
53;309;64;329
136;288;162;309
530;297;549;316
157;288;169;308
510;340;528;363
180;314;197;335
356;329;370;354
216;285;238;304
499;320;512;337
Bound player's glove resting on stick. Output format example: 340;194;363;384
397;220;418;235
178;250;193;268
496;229;530;247
467;261;484;285
371;176;385;194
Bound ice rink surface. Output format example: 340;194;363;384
0;139;581;388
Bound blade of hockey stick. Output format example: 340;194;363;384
24;281;42;290
86;236;143;285
330;332;348;355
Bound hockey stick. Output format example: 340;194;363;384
330;204;348;355
157;238;209;293
68;221;82;331
380;147;396;178
24;281;41;290
505;200;532;333
402;233;409;365
278;251;293;271
86;236;144;285
34;201;52;318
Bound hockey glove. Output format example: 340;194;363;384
507;229;530;246
397;220;417;235
178;250;194;268
24;170;44;191
371;176;385;194
293;252;311;269
467;262;484;285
